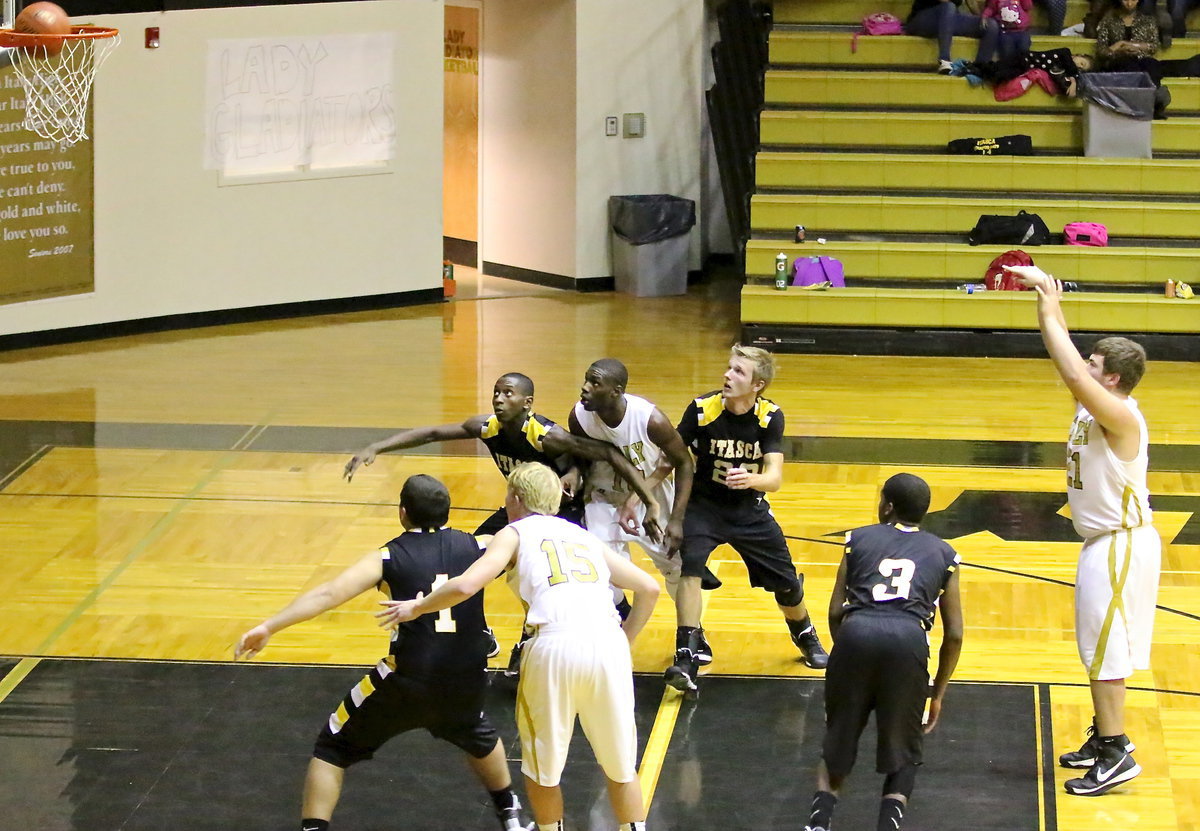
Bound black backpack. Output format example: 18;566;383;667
968;210;1052;246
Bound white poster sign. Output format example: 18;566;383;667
205;34;396;173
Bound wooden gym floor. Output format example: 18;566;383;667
0;272;1196;830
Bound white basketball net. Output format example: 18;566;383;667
3;32;119;146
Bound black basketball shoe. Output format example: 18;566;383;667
1059;723;1136;768
694;628;713;666
791;623;829;669
664;647;699;693
1064;742;1140;796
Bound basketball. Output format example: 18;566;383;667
13;2;71;57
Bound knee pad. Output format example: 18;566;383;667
773;575;804;608
882;763;919;800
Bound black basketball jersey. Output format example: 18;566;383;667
841;523;960;630
677;392;785;511
479;413;561;476
379;528;489;677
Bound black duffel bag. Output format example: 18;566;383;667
968;210;1052;246
948;134;1034;156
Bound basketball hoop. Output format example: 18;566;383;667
0;25;120;146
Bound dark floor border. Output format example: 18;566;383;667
443;236;478;268
744;324;1200;361
0;288;443;353
1038;683;1059;831
482;261;614;293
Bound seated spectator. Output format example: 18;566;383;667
1095;0;1160;68
983;0;1035;59
907;0;1001;73
1166;0;1198;36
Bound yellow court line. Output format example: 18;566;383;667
638;687;685;804
0;658;41;705
637;563;721;807
1033;686;1046;831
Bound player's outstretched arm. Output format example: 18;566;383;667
233;550;384;660
344;416;485;481
604;547;660;644
1006;264;1139;445
925;568;964;734
826;551;850;642
543;427;664;541
376;527;517;626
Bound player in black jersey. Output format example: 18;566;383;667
343;372;663;539
804;473;964;831
234;475;532;831
664;346;829;695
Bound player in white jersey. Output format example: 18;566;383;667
378;462;660;831
569;359;699;592
1009;265;1161;797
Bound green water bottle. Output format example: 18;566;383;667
774;252;789;290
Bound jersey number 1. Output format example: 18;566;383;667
430;574;456;632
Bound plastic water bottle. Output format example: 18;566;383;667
775;252;789;290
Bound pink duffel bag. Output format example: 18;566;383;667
1064;222;1108;247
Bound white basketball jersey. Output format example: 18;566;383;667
511;514;620;628
572;394;675;509
1066;398;1153;538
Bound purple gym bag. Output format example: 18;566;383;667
792;255;846;287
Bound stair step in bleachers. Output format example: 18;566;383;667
766;71;1200;111
751;194;1199;239
757;151;1200;195
745;240;1200;285
769;0;1200;31
742;286;1197;333
771;0;1090;26
761;110;1200;153
767;33;1200;69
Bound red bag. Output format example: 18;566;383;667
1064;222;1108;246
984;249;1034;291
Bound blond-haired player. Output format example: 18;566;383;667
1008;264;1161;797
665;345;828;694
378;462;660;831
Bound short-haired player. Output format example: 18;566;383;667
379;462;660;831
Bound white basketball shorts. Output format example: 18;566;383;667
1075;524;1162;681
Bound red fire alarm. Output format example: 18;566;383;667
145;27;160;49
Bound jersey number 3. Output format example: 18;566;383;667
872;558;916;602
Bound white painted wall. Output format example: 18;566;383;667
574;0;704;280
0;0;442;337
479;0;576;280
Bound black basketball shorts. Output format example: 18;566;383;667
313;662;498;768
679;496;801;593
822;612;930;777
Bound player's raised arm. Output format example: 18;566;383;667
925;568;964;733
234;549;385;660
344;415;487;481
542;426;665;541
1006;264;1140;451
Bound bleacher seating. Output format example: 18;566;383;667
742;0;1200;356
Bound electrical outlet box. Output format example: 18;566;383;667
622;112;645;138
605;116;618;136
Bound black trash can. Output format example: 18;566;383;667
608;194;696;297
1078;72;1155;158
